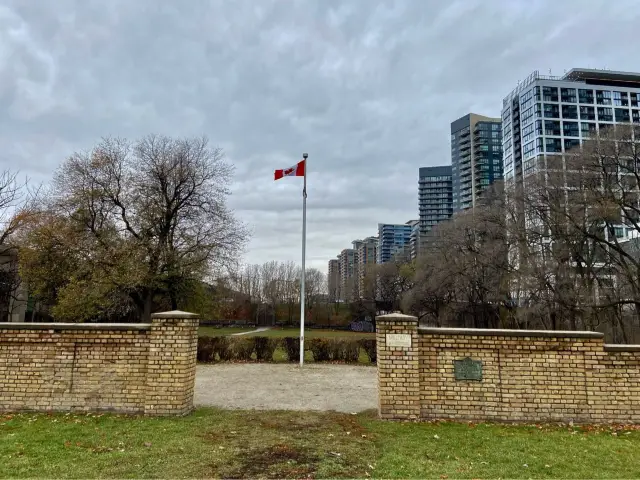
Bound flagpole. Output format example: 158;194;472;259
300;152;308;367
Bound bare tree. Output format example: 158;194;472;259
26;135;248;321
0;170;37;320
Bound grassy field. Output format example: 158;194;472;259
2;409;639;478
198;326;375;339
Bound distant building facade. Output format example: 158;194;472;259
338;248;356;301
354;236;377;297
327;258;340;302
377;222;413;264
451;113;502;212
418;166;453;253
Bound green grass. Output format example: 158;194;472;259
198;326;375;339
2;409;640;479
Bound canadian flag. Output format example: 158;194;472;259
274;160;305;180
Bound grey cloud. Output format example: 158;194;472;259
1;0;639;272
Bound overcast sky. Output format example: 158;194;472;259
1;0;639;273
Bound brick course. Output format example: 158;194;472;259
0;311;199;416
377;313;640;424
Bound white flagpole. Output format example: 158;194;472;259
300;153;308;366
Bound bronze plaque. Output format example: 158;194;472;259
453;357;482;381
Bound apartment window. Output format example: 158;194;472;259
631;93;639;108
596;90;612;105
533;86;541;102
543;86;559;102
633;110;640;123
535;119;543;136
597;107;613;122
563;121;580;137
545;138;562;153
561;88;577;103
578;89;594;103
562;104;578;119
564;138;581;151
523;141;535;157
580;106;596;120
544;120;561;136
615;108;630;122
522;106;534;124
613;91;629;106
543;103;560;118
581;122;597;136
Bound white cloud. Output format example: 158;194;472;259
1;0;639;272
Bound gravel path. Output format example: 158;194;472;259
195;364;377;413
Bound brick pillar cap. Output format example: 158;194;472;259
151;310;199;319
376;312;418;321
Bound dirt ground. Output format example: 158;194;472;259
195;364;377;413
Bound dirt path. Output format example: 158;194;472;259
195;364;377;413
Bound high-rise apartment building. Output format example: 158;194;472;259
327;258;340;302
418;166;453;242
407;220;421;261
338;248;356;300
354;236;377;296
502;69;640;187
451;113;503;212
502;68;640;303
377;222;413;264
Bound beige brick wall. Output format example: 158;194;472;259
0;311;199;416
377;313;640;424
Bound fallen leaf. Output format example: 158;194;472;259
434;434;440;439
144;442;152;448
523;464;528;468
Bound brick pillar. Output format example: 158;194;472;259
376;312;420;420
144;310;199;416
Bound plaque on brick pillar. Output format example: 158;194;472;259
386;333;412;348
453;357;482;381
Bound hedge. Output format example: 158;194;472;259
197;336;377;364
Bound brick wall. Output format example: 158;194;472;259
0;310;199;416
377;313;640;424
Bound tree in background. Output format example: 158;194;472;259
0;170;37;321
20;135;248;322
223;260;329;325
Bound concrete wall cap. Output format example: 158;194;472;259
151;310;199;319
604;344;640;352
418;326;604;339
376;313;418;321
0;322;151;331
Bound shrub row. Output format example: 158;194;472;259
197;336;377;364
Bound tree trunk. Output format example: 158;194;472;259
142;291;153;322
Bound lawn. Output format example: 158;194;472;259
198;326;375;339
2;409;639;479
